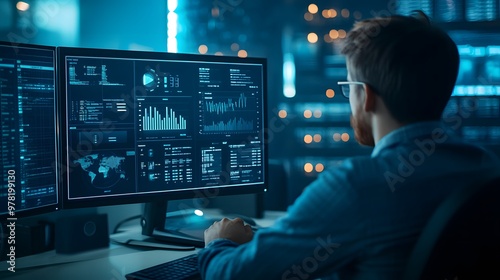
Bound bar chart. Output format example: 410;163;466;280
142;106;187;131
203;117;254;132
137;97;193;140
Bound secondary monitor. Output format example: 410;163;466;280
58;47;268;209
448;30;500;97
0;42;59;218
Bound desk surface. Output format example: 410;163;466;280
0;211;285;279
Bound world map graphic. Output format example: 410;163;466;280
74;154;126;189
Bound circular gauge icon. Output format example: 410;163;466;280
143;70;158;91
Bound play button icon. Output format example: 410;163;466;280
143;71;157;90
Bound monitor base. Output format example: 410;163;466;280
141;201;217;248
150;228;205;248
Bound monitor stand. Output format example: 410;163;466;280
141;201;215;248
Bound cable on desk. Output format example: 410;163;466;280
113;214;142;234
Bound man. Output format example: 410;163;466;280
198;11;499;279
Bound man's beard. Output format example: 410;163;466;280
350;114;375;147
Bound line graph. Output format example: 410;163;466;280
200;92;260;134
205;93;248;115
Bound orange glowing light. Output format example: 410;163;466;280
238;50;248;58
308;4;319;14
338;29;347;39
329;29;339;39
304;163;314;173
198;45;208;54
315;163;325;172
313;134;322;142
341;133;350;142
326;89;335;98
304;135;313;144
307;33;318;43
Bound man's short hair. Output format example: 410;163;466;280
341;11;459;124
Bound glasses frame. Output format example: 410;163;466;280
337;81;365;98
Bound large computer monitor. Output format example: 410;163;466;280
448;31;500;97
0;42;60;219
443;30;500;148
57;47;268;244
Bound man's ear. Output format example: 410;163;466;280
363;84;377;113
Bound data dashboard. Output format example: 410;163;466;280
61;52;266;203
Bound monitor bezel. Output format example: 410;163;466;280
0;41;61;219
57;46;268;209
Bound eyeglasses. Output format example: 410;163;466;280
337;81;365;98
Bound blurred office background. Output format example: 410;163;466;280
1;0;499;216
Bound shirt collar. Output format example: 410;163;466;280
371;121;446;157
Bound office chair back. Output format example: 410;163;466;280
403;175;500;280
263;159;288;211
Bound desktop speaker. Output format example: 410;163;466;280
0;221;54;260
55;214;109;254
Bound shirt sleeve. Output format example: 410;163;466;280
197;159;367;280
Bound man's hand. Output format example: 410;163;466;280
204;217;254;245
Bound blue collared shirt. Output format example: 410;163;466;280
198;121;499;280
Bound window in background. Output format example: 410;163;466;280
0;0;79;47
